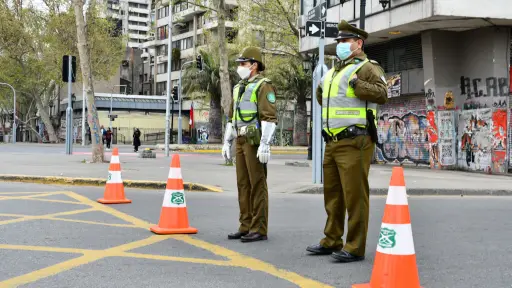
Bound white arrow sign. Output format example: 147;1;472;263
321;6;326;16
309;23;320;35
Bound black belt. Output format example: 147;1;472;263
322;126;368;143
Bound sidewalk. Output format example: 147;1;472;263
0;150;511;195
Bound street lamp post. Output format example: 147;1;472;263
110;85;127;130
164;5;174;157
177;60;195;145
0;82;16;144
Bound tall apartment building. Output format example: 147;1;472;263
141;0;237;96
105;0;152;48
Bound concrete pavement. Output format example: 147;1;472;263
0;182;511;287
1;144;512;195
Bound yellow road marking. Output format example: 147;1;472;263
0;192;62;201
0;191;333;288
172;235;333;288
0;208;95;226
0;244;93;254
119;252;232;266
46;217;141;228
65;191;152;228
0;192;54;195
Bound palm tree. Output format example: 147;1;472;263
181;48;239;144
271;59;312;146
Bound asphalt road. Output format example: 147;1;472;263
0;182;511;287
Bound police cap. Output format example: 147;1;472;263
335;20;369;41
235;46;265;71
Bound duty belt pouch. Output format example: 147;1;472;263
246;125;261;146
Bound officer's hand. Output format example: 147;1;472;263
257;143;270;163
222;142;232;161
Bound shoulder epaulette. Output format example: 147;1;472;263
369;59;380;65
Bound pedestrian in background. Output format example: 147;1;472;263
306;20;388;263
133;128;141;152
221;46;278;243
106;128;112;150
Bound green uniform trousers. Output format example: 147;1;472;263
320;134;374;257
235;136;269;235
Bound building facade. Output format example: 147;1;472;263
105;0;152;48
300;0;512;173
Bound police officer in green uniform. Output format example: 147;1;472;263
221;46;278;243
306;21;388;262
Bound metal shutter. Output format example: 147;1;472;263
365;34;423;73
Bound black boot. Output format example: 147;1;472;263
306;243;340;255
241;232;268;243
228;231;248;240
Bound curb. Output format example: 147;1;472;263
0;174;223;193
169;149;308;155
290;187;512;196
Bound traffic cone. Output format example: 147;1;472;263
353;167;422;288
150;154;198;234
97;147;132;204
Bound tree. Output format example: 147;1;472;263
0;0;124;150
236;0;312;146
181;47;240;143
173;0;234;118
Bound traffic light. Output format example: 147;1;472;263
172;85;178;101
196;54;202;70
62;55;76;83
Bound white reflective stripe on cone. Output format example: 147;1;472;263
107;171;123;184
376;223;416;255
386;186;408;205
162;189;187;208
110;156;120;164
168;167;182;179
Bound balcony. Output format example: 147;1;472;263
128;15;149;23
157;54;168;63
128;24;150;32
129;33;147;40
128;7;150;14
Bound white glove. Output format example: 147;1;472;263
256;121;276;164
222;122;236;161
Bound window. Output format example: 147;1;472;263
365;34;423;73
157;25;168;40
173;2;188;13
172;37;193;50
327;0;342;8
171;59;181;71
158;6;169;19
157;63;168;74
157;45;168;56
156;81;166;95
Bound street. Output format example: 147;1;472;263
0;182;511;287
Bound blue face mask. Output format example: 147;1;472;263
336;42;353;60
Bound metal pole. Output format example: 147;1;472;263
312;15;325;184
360;0;366;30
164;5;174;157
176;60;194;144
171;98;174;144
66;56;73;155
0;83;16;144
109;91;113;130
82;84;86;145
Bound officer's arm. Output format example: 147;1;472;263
227;97;234;122
315;74;325;106
257;82;278;123
354;62;388;104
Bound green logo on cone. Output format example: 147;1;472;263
170;192;185;205
378;227;397;249
108;172;112;181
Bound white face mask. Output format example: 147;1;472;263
237;64;252;80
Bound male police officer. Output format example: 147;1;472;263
306;21;388;262
221;46;278;243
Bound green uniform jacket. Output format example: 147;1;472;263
316;52;388;107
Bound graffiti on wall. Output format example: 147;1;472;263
375;112;430;164
437;111;456;166
425;88;435;109
196;125;209;144
458;109;492;172
426;111;439;168
491;109;507;173
460;76;509;109
270;129;292;146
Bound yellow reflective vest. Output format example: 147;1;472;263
232;78;269;128
321;59;377;136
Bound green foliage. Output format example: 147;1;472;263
181;44;239;104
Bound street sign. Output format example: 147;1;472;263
308;2;327;21
324;22;338;38
306;21;322;37
320;2;327;20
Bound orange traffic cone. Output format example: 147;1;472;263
353;167;422;288
97;147;132;204
150;154;198;234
